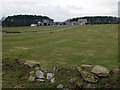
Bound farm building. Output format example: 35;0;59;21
53;22;66;26
32;18;87;26
78;19;87;25
30;24;37;26
64;19;87;25
37;19;53;26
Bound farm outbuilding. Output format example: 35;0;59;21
78;19;87;25
37;19;53;26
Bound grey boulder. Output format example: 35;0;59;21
35;70;45;79
91;65;109;77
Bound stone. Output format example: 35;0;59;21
75;80;83;89
36;79;45;82
35;70;45;79
81;64;94;70
81;71;99;83
77;67;82;73
43;68;48;73
24;61;40;68
85;83;96;88
76;81;83;88
50;78;55;83
53;67;58;72
28;75;35;82
28;71;35;82
29;71;35;75
46;68;55;73
63;88;69;90
69;78;77;84
35;67;40;71
57;84;64;89
91;65;109;77
111;68;119;75
47;73;54;80
14;85;22;88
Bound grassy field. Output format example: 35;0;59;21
2;24;118;88
3;24;118;68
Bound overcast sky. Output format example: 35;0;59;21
1;0;119;21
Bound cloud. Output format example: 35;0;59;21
1;0;119;21
37;5;74;21
93;1;118;16
67;5;83;10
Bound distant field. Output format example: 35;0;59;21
2;25;70;32
2;24;118;68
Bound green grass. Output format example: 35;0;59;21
2;24;119;88
3;24;118;68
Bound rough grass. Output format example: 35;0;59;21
2;58;119;88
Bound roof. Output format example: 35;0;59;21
78;19;87;22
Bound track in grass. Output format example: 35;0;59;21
3;25;78;35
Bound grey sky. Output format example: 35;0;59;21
1;0;119;21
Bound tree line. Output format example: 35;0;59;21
2;15;119;27
2;15;54;27
69;16;119;24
